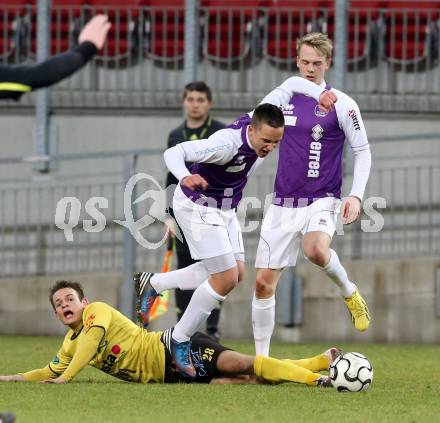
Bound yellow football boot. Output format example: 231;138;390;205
344;288;370;331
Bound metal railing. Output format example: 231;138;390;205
0;138;439;278
1;1;439;112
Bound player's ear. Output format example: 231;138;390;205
82;297;89;307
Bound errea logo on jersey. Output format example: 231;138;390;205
308;124;324;178
282;104;295;115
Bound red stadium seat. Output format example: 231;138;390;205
262;1;324;68
49;1;88;55
322;1;381;69
143;0;185;65
0;0;34;63
83;0;142;62
381;1;439;68
201;0;267;65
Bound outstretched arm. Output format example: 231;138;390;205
0;374;26;382
42;326;104;384
0;363;62;382
0;14;111;100
260;76;337;112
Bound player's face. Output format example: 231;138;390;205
52;288;88;328
249;123;284;158
183;91;212;121
297;45;331;85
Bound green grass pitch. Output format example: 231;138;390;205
1;336;439;423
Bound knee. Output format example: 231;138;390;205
237;262;245;283
224;267;240;291
228;355;253;374
303;242;328;267
255;272;275;298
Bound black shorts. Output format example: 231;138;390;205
162;331;230;384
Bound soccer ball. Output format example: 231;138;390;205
329;352;373;392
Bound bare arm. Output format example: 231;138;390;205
260;76;337;112
42;326;104;384
0;375;26;382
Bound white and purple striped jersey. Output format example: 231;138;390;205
164;76;326;210
179;114;262;209
261;82;371;208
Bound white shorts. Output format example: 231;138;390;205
173;185;244;260
255;197;341;269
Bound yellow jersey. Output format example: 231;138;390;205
47;302;165;383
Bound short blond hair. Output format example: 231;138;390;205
297;32;333;60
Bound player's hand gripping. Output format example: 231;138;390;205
342;196;361;225
318;90;337;113
78;14;111;50
181;174;208;191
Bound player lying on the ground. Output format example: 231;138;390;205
0;280;340;387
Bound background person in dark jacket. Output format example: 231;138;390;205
165;81;225;341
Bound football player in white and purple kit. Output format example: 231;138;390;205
252;33;372;357
134;77;337;378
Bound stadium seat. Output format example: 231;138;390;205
83;0;142;64
262;0;323;68
143;0;186;66
0;0;34;63
50;0;88;55
321;1;381;69
381;1;440;69
200;0;267;66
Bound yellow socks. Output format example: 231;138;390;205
282;353;329;373
253;355;321;386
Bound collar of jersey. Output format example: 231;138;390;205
244;125;255;152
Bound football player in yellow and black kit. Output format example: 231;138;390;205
0;281;339;387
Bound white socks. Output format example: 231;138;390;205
252;293;276;357
172;280;226;343
150;262;210;293
322;249;356;298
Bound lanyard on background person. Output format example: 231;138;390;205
182;116;212;141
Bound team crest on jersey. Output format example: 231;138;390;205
314;105;328;117
226;155;246;172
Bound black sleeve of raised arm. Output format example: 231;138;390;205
0;41;97;100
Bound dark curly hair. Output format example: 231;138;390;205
49;280;85;309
